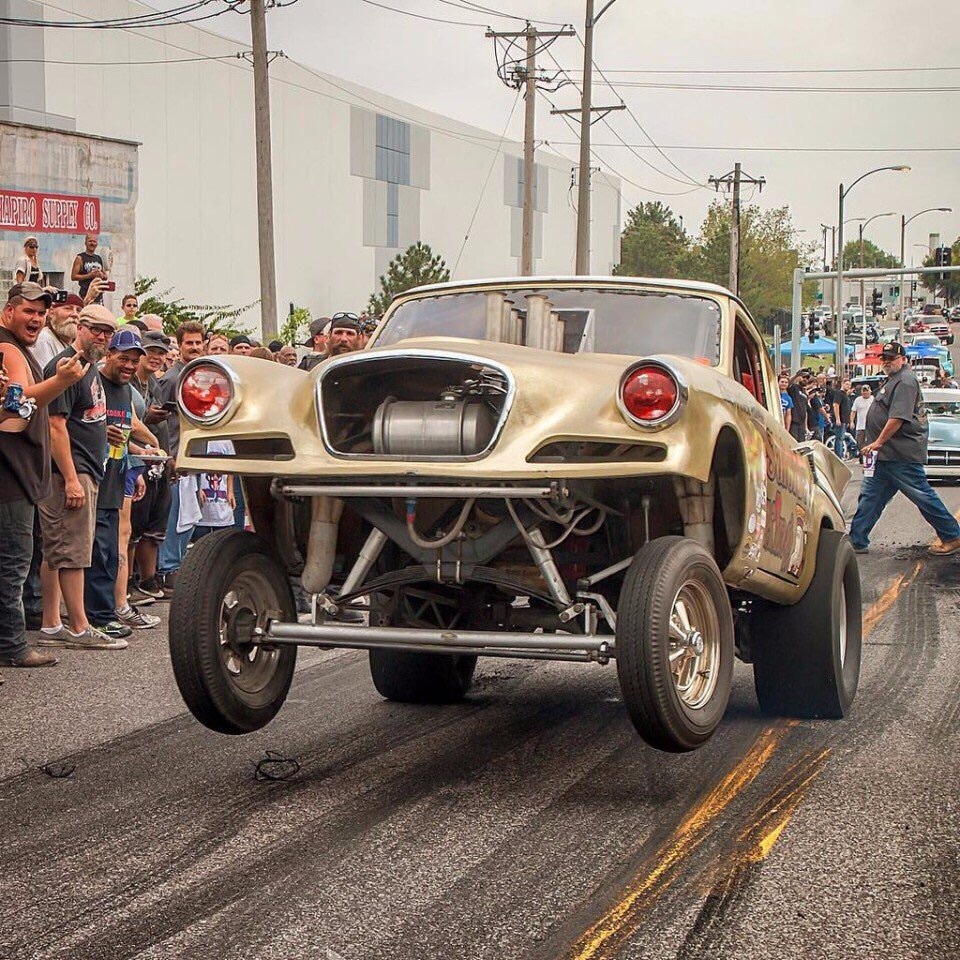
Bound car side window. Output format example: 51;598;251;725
732;318;770;411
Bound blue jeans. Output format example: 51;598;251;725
85;508;119;625
0;497;35;661
158;481;194;575
233;478;246;530
850;460;960;549
22;507;43;622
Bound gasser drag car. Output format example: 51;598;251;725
169;277;862;753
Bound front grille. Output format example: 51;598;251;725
926;447;960;467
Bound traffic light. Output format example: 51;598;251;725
871;288;882;315
935;245;953;282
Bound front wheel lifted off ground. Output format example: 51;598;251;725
752;528;862;718
616;536;735;753
169;529;297;734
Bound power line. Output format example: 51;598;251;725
544;141;960;153
356;0;487;27
0;0;246;29
0;54;243;65
542;45;703;190
564;65;960;75
453;88;522;273
584;80;960;93
434;0;570;26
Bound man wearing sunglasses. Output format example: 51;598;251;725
37;305;130;649
327;312;364;356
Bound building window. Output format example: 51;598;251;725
386;182;399;248
376;115;410;186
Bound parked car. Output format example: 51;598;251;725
923;389;960;480
167;276;862;754
927;322;954;346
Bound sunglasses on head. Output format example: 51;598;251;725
331;312;359;322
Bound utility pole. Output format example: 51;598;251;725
547;1;622;275
487;23;574;276
708;163;765;297
250;0;278;340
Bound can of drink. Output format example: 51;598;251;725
2;383;24;413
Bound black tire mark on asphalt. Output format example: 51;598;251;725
1;669;612;960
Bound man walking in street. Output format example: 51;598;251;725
850;384;874;453
0;283;87;671
155;321;205;591
850;341;960;555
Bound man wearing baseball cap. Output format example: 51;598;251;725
88;330;162;633
37;304;120;648
31;291;85;370
850;339;960;555
298;317;331;372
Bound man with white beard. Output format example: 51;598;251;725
30;292;84;369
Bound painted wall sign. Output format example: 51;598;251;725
0;189;101;235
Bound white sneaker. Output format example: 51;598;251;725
52;627;128;651
116;605;161;630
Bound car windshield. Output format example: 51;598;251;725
926;401;960;416
374;287;723;363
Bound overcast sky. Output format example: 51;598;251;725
159;0;959;263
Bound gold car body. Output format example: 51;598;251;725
177;276;849;606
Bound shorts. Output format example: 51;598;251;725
130;474;172;544
124;465;147;498
37;472;99;570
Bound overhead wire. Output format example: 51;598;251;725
433;0;569;26
453;86;522;272
355;0;487;27
564;64;960;76
569;33;707;189
0;0;247;29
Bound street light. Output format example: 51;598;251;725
857;211;897;348
899;206;952;329
835;165;910;374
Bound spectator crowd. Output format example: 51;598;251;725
0;250;369;675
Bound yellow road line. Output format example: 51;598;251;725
568;725;785;960
566;528;937;960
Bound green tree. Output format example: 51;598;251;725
368;242;450;316
278;306;311;346
917;236;960;302
134;276;257;339
614;201;691;279
685;202;816;328
840;238;899;269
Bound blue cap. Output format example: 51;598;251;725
109;329;146;354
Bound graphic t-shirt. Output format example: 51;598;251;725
98;375;133;510
780;391;793;415
44;346;107;482
77;251;104;300
198;440;235;527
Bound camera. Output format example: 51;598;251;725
100;280;117;292
53;289;68;304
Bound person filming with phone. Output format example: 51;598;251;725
71;234;111;304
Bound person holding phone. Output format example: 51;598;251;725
71;234;107;303
0;283;88;670
129;331;174;601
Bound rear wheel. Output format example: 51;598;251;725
169;530;297;734
368;585;477;704
752;528;861;718
616;536;735;752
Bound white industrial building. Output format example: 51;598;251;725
0;0;621;332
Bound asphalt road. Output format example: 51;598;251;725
2;472;959;960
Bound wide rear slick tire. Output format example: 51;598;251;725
616;536;735;753
169;530;297;734
369;650;477;704
752;528;862;719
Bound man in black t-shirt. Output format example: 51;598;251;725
786;374;809;443
84;331;159;637
71;234;107;303
37;304;119;650
850;341;960;555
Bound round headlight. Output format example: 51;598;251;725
618;362;685;428
179;363;234;423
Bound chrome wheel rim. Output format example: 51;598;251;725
668;579;721;711
219;570;281;700
838;582;848;670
